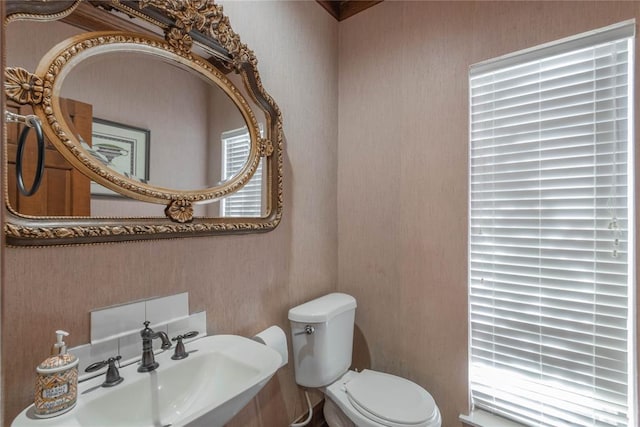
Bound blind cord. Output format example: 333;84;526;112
607;42;622;258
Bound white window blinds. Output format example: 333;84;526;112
469;21;635;427
220;126;264;217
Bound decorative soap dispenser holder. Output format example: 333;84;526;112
34;330;79;418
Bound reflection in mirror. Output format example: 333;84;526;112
6;19;267;218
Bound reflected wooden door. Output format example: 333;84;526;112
6;99;91;216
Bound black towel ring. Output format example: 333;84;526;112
15;115;45;197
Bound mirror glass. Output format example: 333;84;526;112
6;18;268;219
61;51;250;190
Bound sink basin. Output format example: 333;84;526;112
12;335;282;427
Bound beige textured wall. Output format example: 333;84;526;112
338;2;640;426
4;2;640;427
1;1;338;425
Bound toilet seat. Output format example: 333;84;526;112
325;370;441;427
345;370;436;426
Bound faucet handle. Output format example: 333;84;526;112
171;331;199;360
172;331;199;341
140;321;152;337
85;355;124;387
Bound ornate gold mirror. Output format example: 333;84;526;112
3;0;283;246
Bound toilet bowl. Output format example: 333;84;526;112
288;293;442;427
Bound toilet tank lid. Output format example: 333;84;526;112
288;293;357;323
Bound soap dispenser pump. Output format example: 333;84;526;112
34;330;79;418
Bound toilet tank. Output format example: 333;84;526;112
288;293;357;388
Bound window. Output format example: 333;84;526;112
468;21;635;426
220;126;264;217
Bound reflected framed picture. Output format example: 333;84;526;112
90;118;150;196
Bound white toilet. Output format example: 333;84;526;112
289;293;442;427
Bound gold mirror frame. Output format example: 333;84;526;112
3;0;284;246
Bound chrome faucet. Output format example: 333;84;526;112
137;321;172;373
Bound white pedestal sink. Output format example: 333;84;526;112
12;335;282;427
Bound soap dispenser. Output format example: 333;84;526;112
34;330;79;418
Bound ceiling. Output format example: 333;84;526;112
316;0;383;21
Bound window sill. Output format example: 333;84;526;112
459;409;526;427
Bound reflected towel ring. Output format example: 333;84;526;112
15;115;45;196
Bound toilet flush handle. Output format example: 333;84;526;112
294;325;315;335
